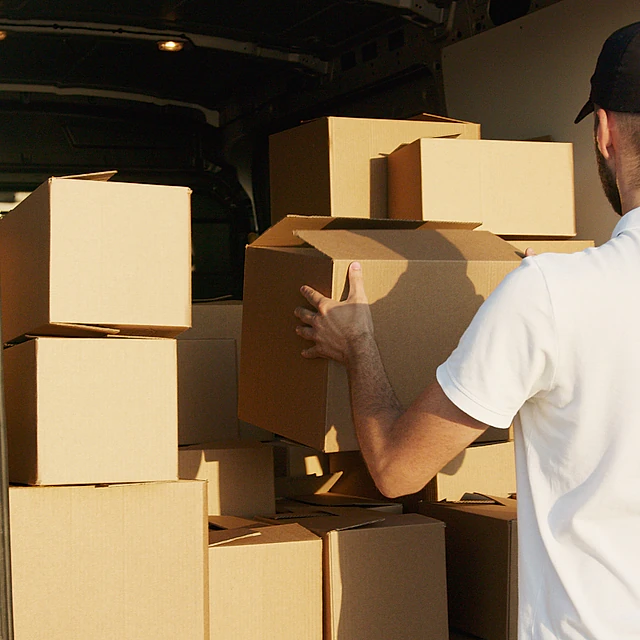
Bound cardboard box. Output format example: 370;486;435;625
258;507;449;640
271;438;330;478
3;336;178;486
508;239;594;255
208;515;323;639
329;441;515;509
0;173;191;343
178;300;243;344
269;114;480;223
10;480;208;640
178;339;239;445
388;138;576;237
179;440;275;517
280;494;403;514
420;496;518;640
239;216;521;452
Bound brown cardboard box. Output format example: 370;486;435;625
3;336;178;486
178;300;243;343
258;506;449;640
508;239;594;254
280;493;403;514
388;138;575;237
238;216;521;452
0;173;191;343
329;441;516;509
271;438;330;478
208;515;323;639
179;440;275;517
9;480;208;640
420;496;518;640
269;114;480;224
177;339;239;445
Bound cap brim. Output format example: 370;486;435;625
574;100;594;124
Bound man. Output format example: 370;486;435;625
294;22;640;640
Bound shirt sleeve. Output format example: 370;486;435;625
436;257;557;429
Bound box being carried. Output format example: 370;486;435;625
269;114;480;223
239;216;521;452
0;172;192;343
388;138;576;237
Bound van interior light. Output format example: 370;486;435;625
0;31;7;41
157;40;184;52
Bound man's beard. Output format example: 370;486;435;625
596;144;623;216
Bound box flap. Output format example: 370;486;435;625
251;215;480;249
208;526;262;547
409;113;477;126
258;506;385;534
208;515;263;530
294;228;518;262
57;170;118;181
275;471;343;499
292;493;398;509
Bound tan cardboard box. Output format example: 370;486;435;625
178;300;243;344
177;339;239;445
329;441;515;509
258;506;449;640
3;336;178;486
9;480;208;640
239;216;521;452
271;438;330;478
269;114;480;223
420;496;518;640
388;138;576;237
508;239;594;254
179;440;275;517
208;515;323;640
0;173;192;343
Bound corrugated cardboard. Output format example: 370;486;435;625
329;441;516;509
178;300;243;344
281;493;403;514
388;138;576;237
271;438;330;478
0;174;192;343
9;480;208;640
179;440;275;517
3;336;178;486
177;339;239;445
420;496;518;640
258;506;448;640
508;239;594;255
239;215;521;452
208;516;323;639
269;114;481;223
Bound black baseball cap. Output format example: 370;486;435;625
575;21;640;124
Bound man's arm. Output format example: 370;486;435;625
294;261;489;499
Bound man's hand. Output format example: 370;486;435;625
294;261;374;365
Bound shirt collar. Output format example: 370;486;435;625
611;206;640;239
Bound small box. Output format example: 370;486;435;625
177;338;239;445
9;480;208;640
239;216;520;452
420;496;518;640
258;506;449;640
388;138;575;237
269;114;480;223
178;300;243;344
208;515;323;640
179;440;276;517
4;336;178;486
0;173;191;343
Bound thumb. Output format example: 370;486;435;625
347;261;368;302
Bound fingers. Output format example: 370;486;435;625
300;285;327;310
524;248;537;258
294;306;316;325
295;325;315;341
346;261;368;303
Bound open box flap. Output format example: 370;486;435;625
409;113;478;126
294;228;520;262
257;506;385;534
208;526;262;547
56;170;118;182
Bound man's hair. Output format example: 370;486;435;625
615;112;640;188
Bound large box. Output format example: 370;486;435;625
388;138;576;237
179;440;275;517
420;496;518;640
269;114;480;223
4;336;178;486
0;173;192;343
9;480;208;640
177;339;239;445
258;506;449;640
239;216;521;452
208;515;323;639
508;239;594;254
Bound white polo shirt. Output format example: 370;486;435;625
437;207;640;640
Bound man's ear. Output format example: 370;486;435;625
596;108;615;160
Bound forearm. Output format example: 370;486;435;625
345;333;404;493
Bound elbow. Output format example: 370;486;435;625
369;461;428;500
